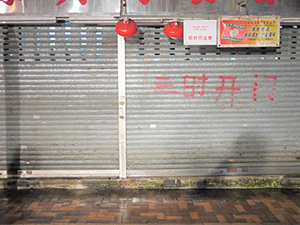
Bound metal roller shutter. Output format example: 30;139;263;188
126;26;300;177
0;25;119;177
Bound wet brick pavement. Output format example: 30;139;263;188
1;188;300;224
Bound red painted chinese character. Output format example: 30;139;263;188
183;74;208;98
255;0;274;5
192;0;215;5
215;76;240;107
253;74;259;101
0;0;21;6
263;75;277;101
56;0;87;6
139;0;150;5
154;77;178;94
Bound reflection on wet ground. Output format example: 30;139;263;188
1;188;300;224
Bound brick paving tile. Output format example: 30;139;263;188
189;211;199;219
78;215;88;223
216;214;227;223
98;208;108;215
87;211;98;220
156;212;165;220
170;200;178;204
234;204;246;212
140;212;156;217
125;205;140;209
130;209;140;217
176;211;191;217
234;214;262;222
51;219;71;223
98;215;116;221
194;202;213;212
165;216;182;220
107;212;123;217
164;211;173;217
148;202;156;210
246;199;256;206
130;216;142;223
179;202;188;210
182;217;194;224
172;205;180;213
100;203;117;207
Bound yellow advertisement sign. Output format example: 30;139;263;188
218;17;280;47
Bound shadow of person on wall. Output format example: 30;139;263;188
231;131;269;176
4;26;21;189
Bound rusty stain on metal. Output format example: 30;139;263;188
119;101;125;105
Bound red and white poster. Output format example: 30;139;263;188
184;20;217;46
218;17;280;47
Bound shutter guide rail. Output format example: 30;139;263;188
118;35;127;179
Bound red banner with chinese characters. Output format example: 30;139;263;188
218;17;280;47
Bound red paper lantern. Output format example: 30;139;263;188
255;0;274;5
139;0;150;5
116;19;137;37
163;21;183;38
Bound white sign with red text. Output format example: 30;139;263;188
184;20;217;45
